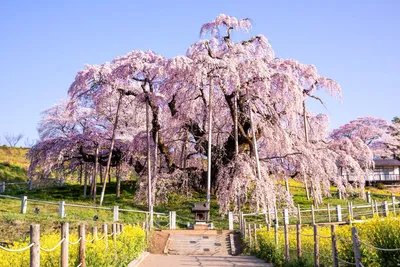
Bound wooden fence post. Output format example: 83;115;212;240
374;200;379;216
113;206;119;222
79;225;86;267
382;201;389;217
112;223;117;248
314;224;319;267
239;211;243;232
352;227;362;267
347;202;352;221
1;181;5;193
391;194;396;215
336;205;342;222
350;202;354;218
116;223;121;235
30;224;40;267
296;224;302;258
366;191;371;203
61;222;69;267
59;201;65;218
247;224;252;248
283;213;289;262
311;205;315;224
228;212;233;230
120;224;124;233
103;223;108;249
327;204;331;222
92;226;97;243
331;225;338;267
337;189;342;199
21;195;28;214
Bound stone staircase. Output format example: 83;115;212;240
164;230;239;255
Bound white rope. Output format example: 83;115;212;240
358;239;400;251
76;263;82;267
68;237;82;245
0;243;34;252
336;235;352;243
40;238;65;252
85;238;94;243
317;234;332;239
98;234;105;240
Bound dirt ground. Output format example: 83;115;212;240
148;230;169;254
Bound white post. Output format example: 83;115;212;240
336;205;342;222
113;206;119;222
366;191;371;203
21;195;27;214
382;201;389;217
228;211;234;230
59;201;65;218
171;211;176;230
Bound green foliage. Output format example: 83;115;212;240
376;183;386;190
256;217;400;267
0;225;145;267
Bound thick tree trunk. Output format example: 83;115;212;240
99;91;123;206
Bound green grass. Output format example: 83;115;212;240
0;146;29;182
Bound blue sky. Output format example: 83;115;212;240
0;0;399;146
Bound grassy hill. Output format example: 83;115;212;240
0;146;29;182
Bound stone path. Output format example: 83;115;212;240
138;254;272;267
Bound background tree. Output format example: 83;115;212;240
4;133;24;147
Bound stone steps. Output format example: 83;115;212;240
167;233;232;255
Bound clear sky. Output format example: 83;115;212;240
0;0;399;146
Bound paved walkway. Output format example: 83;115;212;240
138;254;272;267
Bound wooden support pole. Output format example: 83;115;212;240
116;223;121;236
371;200;375;217
79;225;86;267
239;211;243;232
30;224;40;267
347;202;352;221
374;200;379;216
284;223;290;262
120;224;124;233
327;204;331;222
61;222;69;267
314;224;319;267
352;227;362;267
296;224;302;258
331;225;338;267
274;223;278;246
297;204;301;225
103;223;108;249
311;205;315;224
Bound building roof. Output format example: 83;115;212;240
374;159;400;167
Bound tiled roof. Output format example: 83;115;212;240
374;159;400;166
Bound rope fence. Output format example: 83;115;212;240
0;221;129;267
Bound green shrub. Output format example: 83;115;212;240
376;183;386;190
